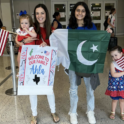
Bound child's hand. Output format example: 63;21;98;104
23;28;28;33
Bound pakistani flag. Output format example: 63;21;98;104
50;29;110;73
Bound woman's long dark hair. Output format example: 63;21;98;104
110;8;115;14
68;2;92;29
34;4;51;39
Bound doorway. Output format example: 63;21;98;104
89;0;116;30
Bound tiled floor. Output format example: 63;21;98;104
0;35;124;124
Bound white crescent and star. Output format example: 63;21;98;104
76;40;98;66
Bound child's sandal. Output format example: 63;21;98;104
121;113;124;121
51;113;60;123
110;112;115;120
31;116;37;124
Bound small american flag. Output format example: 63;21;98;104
0;29;9;56
44;50;50;56
115;55;124;70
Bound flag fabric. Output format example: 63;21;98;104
44;50;50;56
0;29;9;56
115;55;124;70
50;29;111;74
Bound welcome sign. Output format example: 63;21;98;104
18;45;57;95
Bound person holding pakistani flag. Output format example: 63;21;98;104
67;2;113;124
50;2;112;124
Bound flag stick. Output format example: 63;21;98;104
3;29;30;38
2;29;39;40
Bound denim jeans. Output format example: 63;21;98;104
69;70;95;113
29;93;56;116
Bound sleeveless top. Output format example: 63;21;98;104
52;19;62;29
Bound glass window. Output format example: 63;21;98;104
69;4;75;15
105;3;114;18
62;25;66;29
54;4;66;22
91;3;101;20
94;23;101;30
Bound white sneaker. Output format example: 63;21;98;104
86;111;96;124
69;113;78;124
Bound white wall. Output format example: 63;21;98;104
117;0;124;35
1;0;12;30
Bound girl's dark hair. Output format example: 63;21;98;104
34;4;51;39
53;12;60;18
109;46;122;53
68;2;92;29
110;8;116;14
19;14;34;29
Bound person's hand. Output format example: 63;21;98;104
24;37;38;43
39;42;47;47
112;25;115;28
106;28;112;34
23;28;28;32
19;42;24;46
52;30;55;33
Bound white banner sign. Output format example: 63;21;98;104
18;45;57;95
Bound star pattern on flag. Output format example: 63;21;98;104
90;44;98;52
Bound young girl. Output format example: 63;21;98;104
105;46;124;120
15;13;37;72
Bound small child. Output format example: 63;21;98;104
105;46;124;120
15;13;37;76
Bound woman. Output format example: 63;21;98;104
22;4;60;124
52;12;62;29
107;8;116;37
67;2;112;124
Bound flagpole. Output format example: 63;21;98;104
3;29;30;38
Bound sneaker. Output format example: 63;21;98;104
86;111;96;124
69;113;78;124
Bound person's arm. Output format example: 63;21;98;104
110;62;124;77
53;21;58;29
107;15;114;28
15;35;24;46
24;28;37;37
22;37;38;44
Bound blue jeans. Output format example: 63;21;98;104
69;70;95;113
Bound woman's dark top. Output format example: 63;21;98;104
52;19;62;29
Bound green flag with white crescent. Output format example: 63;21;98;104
50;29;111;74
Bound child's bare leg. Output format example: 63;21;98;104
110;100;118;119
111;100;118;112
119;99;124;120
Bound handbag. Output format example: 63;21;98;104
108;27;118;50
